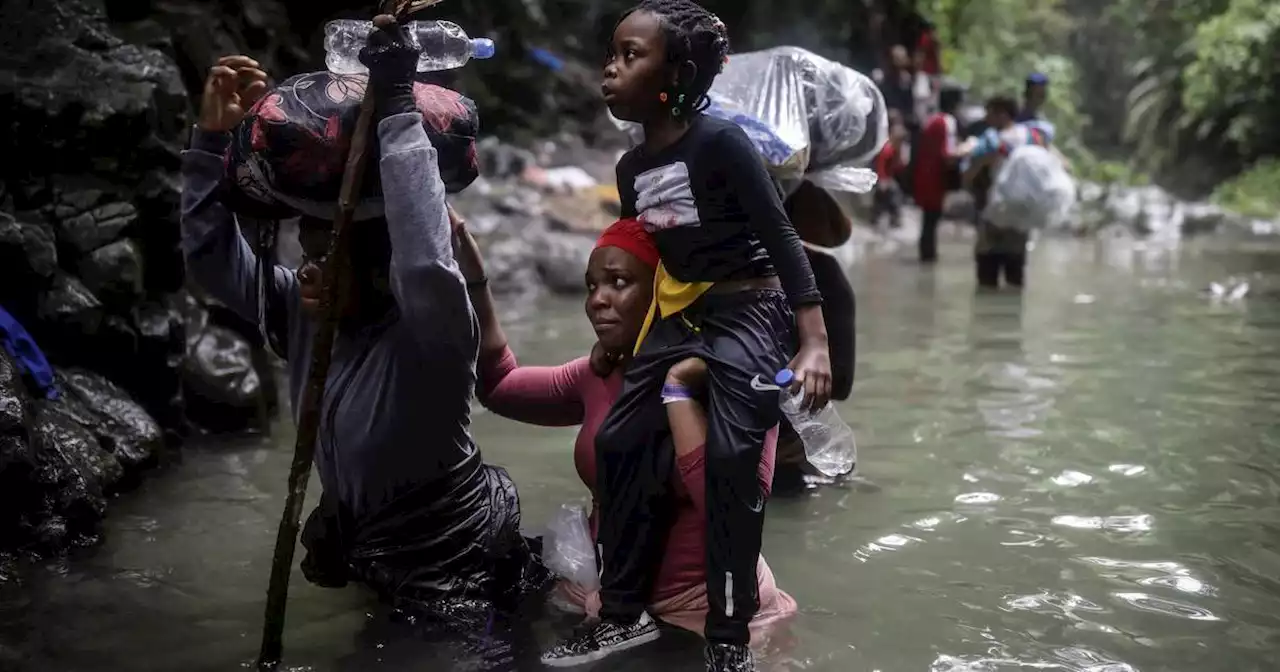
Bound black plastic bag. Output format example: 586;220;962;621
301;459;539;609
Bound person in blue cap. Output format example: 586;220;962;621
1016;72;1048;123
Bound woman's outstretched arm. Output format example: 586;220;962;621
451;213;587;427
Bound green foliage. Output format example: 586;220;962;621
1182;0;1280;154
1116;0;1280;190
1211;159;1280;219
917;0;1278;195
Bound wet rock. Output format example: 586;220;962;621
0;212;59;282
1180;202;1238;236
1069;183;1270;238
37;273;105;341
57;202;138;254
0;349;28;436
0;551;15;585
78;239;144;309
483;236;544;296
23;393;120;551
132;301;189;441
477;137;538;180
32;398;123;496
133;170;186;292
533;231;595;295
542;190;617;234
0;1;190;179
0;351;36;549
57;368;163;471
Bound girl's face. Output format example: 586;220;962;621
584;246;654;354
602;10;671;123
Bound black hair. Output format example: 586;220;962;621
985;95;1019;119
939;85;965;115
619;0;731;118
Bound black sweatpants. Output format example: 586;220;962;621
974;219;1029;289
595;289;797;646
920;209;942;262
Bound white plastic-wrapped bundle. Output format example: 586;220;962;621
984;144;1077;232
612;46;887;194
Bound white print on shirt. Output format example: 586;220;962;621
633;161;701;232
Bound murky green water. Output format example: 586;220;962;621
4;233;1280;671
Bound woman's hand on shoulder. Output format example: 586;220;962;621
589;342;624;378
448;203;488;285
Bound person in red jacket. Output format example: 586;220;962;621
872;115;909;229
911;82;966;262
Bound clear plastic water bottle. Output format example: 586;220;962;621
324;20;497;76
773;369;857;477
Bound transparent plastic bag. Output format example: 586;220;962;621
804;165;880;194
983;144;1077;232
611;46;887;193
542;502;599;590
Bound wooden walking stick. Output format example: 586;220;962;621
254;1;445;669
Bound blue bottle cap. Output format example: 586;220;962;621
774;369;795;386
471;38;496;60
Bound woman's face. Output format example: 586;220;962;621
584;246;654;354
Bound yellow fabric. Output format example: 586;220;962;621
633;262;715;355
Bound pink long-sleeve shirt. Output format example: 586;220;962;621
477;346;778;603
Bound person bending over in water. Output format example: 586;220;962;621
181;20;536;622
543;2;833;670
450;214;797;645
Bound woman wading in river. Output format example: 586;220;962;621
181;20;540;625
456;214;798;649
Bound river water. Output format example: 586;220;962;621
3;232;1279;672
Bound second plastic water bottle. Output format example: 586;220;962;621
324;19;497;75
773;369;857;477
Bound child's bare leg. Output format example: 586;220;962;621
663;358;708;458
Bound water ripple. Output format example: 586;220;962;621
1077;556;1219;597
1051;471;1095;487
1112;592;1222;621
1052;515;1153;533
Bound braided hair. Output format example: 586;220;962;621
619;0;731;118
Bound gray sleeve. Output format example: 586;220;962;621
375;112;478;355
179;128;297;349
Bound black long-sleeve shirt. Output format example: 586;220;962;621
616;114;822;308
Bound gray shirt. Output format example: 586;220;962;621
180;113;481;521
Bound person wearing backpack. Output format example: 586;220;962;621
963;95;1048;289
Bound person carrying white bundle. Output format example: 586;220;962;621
984;143;1076;234
962;95;1059;290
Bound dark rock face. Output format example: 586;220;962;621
0;0;272;568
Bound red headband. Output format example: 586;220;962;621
595;218;660;269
